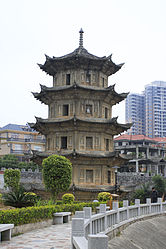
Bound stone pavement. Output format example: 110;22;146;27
1;222;71;249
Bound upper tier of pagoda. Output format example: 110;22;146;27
32;83;128;106
38;29;124;77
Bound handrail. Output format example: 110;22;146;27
71;198;166;249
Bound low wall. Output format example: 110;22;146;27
12;219;52;236
71;198;166;249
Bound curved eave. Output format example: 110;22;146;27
30;116;132;134
31;149;127;159
32;83;129;104
38;48;123;76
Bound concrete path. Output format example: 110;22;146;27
109;216;166;249
1;222;71;249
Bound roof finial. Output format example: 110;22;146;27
79;28;84;48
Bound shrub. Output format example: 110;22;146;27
0;202;101;226
2;187;37;208
62;193;75;204
42;155;72;200
0;193;2;204
4;169;20;191
97;192;111;202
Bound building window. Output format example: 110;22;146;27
106;139;109;151
86;137;93;149
105;107;108;119
86;170;93;183
34;145;42;151
108;170;111;184
63;104;69;116
61;136;67;149
66;74;70;85
15;144;22;150
86;73;91;83
86;104;92;114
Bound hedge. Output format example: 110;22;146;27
0;202;101;226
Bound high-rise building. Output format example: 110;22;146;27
145;81;166;138
126;81;166;138
125;93;145;135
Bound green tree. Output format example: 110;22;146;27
42;155;72;200
4;169;21;191
152;175;166;199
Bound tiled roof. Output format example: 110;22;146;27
0;124;36;132
114;134;154;141
153;137;166;143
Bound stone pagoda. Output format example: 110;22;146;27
30;29;131;198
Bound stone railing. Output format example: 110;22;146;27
71;198;166;249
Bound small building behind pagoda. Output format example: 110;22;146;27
29;29;131;199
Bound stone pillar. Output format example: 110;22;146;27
123;200;129;219
157;198;163;212
88;234;108;249
99;204;106;213
75;211;85;218
146;198;151;214
83;207;92;219
71;218;85;249
135;199;140;216
83;207;92;234
136;160;139;173
146;147;149;158
99;204;107;230
112;201;119;223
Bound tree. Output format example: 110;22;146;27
152;175;166;199
42;154;72;200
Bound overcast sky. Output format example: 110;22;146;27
0;0;166;127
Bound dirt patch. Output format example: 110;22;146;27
0;203;15;210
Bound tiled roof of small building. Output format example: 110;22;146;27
114;134;155;142
0;123;36;132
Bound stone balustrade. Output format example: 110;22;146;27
71;198;166;249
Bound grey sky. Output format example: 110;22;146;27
0;0;166;127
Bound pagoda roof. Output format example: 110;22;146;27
38;48;123;76
29;116;132;135
31;149;128;160
32;83;129;105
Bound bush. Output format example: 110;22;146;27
4;169;20;191
0;202;101;226
42;155;72;200
62;193;75;204
97;192;111;202
2;187;37;208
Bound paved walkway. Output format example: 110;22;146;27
108;216;166;249
1;222;71;249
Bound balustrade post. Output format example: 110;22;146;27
135;199;140;216
88;234;108;249
71;218;85;249
146;198;151;214
123;200;129;220
83;207;92;233
74;211;85;218
157;198;163;212
99;204;107;230
112;201;119;223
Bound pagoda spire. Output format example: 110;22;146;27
79;28;84;48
